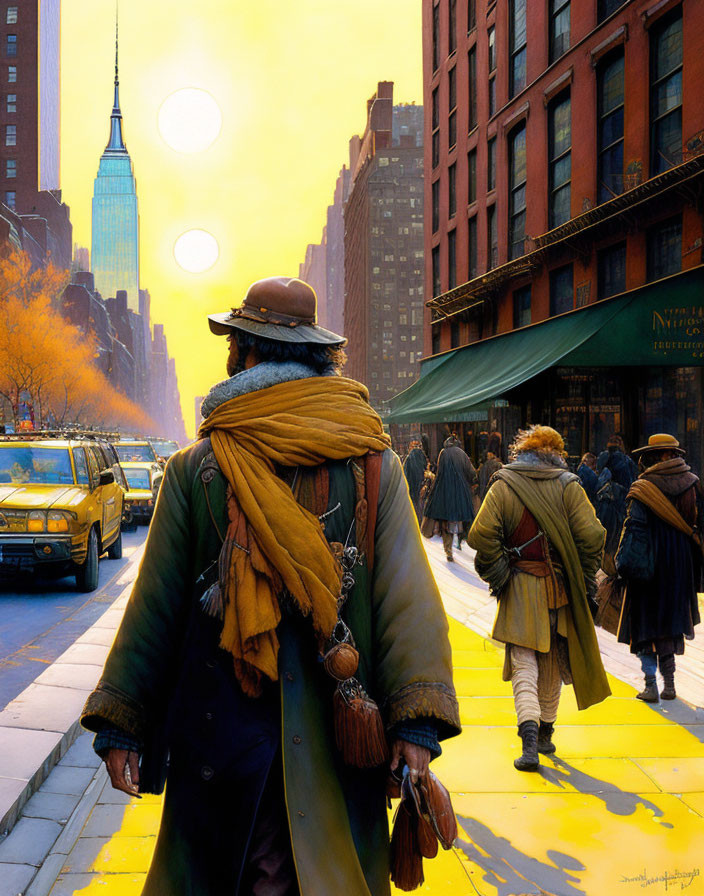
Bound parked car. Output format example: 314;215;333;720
148;438;180;462
0;432;126;591
121;461;163;529
114;440;159;465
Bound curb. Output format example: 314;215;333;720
0;544;144;839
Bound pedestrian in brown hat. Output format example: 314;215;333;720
81;277;460;895
616;434;702;702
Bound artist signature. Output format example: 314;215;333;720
619;868;700;890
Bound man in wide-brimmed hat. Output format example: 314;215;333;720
616;433;702;702
469;425;610;771
80;277;460;895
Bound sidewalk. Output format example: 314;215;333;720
2;537;703;895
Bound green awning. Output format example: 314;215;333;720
389;266;704;424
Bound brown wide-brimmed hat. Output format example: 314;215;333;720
208;277;346;345
632;433;686;457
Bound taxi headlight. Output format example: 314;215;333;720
47;511;71;533
27;510;46;533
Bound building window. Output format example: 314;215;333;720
448;229;457;289
432;245;441;297
597;52;625;203
450;320;460;348
467;46;477;131
468;215;477;278
5;158;15;178
448;162;456;217
548;93;571;228
6;34;17;57
598;242;626;298
468;148;477;204
5;190;15;209
509;124;527;259
550;264;574;315
487;204;497;269
432;326;441;355
432;179;440;233
6;7;17;24
513;285;531;328
8;65;16;83
432;87;439;169
650;9;683;174
6;93;15;113
468;0;476;32
432;3;440;71
488;26;496;116
448;65;457;148
5;124;16;146
487;136;496;191
549;0;570;64
598;0;625;22
509;0;527;98
647;216;682;281
449;0;457;54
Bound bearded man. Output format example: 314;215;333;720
616;433;702;702
80;278;459;896
468;425;610;771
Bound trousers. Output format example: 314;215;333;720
509;642;562;725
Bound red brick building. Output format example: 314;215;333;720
0;0;70;267
391;0;704;471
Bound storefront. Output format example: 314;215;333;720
389;267;704;472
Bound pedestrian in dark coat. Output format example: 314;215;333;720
402;440;428;522
424;434;478;561
478;452;503;501
616;433;702;703
597;435;638;490
80;278;460;896
595;437;635;575
577;452;598;505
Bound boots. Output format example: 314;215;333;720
514;721;539;771
456;534;463;551
659;654;676;700
538;721;556;755
636;676;659;703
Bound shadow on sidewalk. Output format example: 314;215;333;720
539;756;672;826
457;815;587;896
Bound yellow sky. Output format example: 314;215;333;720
60;0;423;438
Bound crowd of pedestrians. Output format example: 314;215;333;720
402;425;702;772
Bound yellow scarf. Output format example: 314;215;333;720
198;375;390;695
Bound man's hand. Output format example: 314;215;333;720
390;739;431;784
105;748;141;798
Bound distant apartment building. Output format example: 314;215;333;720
344;82;425;418
0;0;71;268
299;232;329;328
325;165;351;337
390;0;704;472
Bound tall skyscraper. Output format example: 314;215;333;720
91;21;140;310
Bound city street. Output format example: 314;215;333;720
0;531;148;713
0;536;701;896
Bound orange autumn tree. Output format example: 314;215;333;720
0;247;154;432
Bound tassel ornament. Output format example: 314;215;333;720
200;582;225;620
390;803;425;891
333;677;389;768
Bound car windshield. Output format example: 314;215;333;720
150;440;179;458
115;444;156;462
125;469;151;489
0;446;74;484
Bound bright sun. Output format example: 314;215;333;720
174;230;220;274
158;88;223;154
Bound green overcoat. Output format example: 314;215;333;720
468;463;610;711
81;438;460;895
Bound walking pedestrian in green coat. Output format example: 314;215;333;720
81;277;460;895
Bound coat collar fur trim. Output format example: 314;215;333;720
201;361;321;419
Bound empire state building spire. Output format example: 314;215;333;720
105;7;126;154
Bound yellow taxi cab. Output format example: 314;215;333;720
114;439;161;466
0;433;126;592
121;461;163;528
